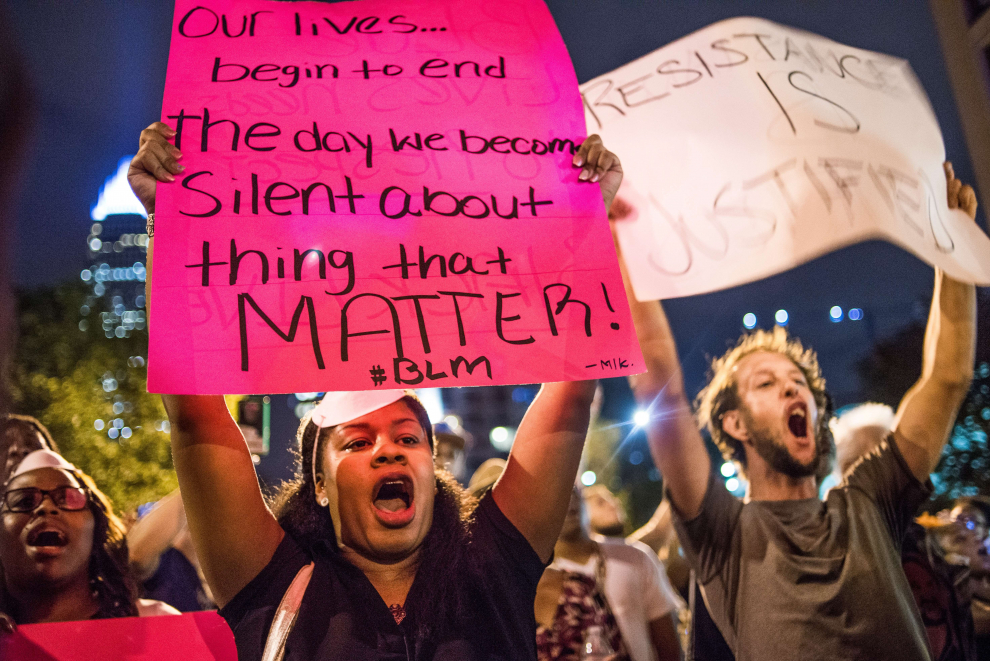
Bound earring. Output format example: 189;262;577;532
320;497;329;507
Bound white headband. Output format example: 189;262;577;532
5;449;77;488
309;390;406;485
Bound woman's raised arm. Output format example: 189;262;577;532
490;135;620;562
130;123;284;607
491;380;597;562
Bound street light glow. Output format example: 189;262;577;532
489;426;516;451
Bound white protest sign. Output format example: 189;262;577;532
581;17;990;301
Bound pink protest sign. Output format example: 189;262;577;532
150;0;643;393
0;612;237;661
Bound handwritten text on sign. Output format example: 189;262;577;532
150;0;642;394
581;17;990;301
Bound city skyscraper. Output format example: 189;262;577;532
80;157;148;338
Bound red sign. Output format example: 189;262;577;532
0;612;237;661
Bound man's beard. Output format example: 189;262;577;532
743;408;833;480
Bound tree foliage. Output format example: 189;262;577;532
8;282;175;513
858;289;990;511
930;362;990;509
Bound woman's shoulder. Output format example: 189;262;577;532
217;532;312;623
136;599;183;617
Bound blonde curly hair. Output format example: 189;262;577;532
696;326;831;476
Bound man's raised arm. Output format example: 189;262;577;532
617;232;711;518
893;162;978;481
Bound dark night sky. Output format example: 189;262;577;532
6;0;988;415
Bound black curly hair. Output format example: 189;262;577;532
267;394;478;641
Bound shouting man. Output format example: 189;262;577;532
620;162;978;661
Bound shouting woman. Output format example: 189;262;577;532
1;450;177;626
128;122;623;660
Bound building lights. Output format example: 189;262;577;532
91;156;147;221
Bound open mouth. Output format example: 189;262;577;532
27;528;68;548
787;404;809;439
374;479;412;513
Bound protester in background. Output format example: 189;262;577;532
128;122;620;660
0;416;60;632
944;498;990;660
830;402;897;482
903;515;979;661
0;450;178;630
0;414;59;488
535;486;682;661
432;421;469;484
619;162;978;660
835;403;979;661
585;485;692;603
951;499;990;546
583;484;628;537
128;489;214;612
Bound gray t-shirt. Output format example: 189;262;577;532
673;436;932;661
